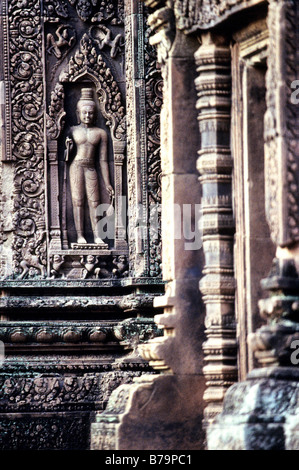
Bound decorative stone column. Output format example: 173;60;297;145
112;141;127;250
195;33;237;426
91;0;206;450
207;0;299;450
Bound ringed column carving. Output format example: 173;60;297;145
195;34;238;425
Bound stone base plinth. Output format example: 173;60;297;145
91;373;206;450
207;367;299;450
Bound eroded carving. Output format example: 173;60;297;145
112;255;129;278
90;25;124;58
47;25;76;59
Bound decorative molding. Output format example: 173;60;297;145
174;0;266;33
125;1;150;276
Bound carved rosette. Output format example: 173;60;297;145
4;0;47;279
195;34;238;424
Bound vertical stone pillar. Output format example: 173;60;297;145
112;141;127;250
91;3;206;450
207;0;299;450
125;0;149;275
48;140;62;250
195;33;237;426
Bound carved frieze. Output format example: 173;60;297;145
173;0;265;32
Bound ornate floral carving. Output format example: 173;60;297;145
92;0;124;24
43;0;69;21
59;33;125;141
4;0;47;278
46;84;66;140
0;415;89;450
264;0;299;246
144;19;162;277
66;0;124;23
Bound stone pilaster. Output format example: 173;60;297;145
91;0;206;450
207;0;299;450
195;33;237;426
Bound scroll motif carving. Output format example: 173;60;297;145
4;0;47;279
144;20;162;278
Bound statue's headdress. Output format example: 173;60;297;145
77;88;96;109
76;88;97;123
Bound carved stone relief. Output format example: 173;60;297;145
174;0;265;33
1;0;162;281
0;0;163;451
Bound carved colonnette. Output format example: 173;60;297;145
195;33;237;425
0;0;164;450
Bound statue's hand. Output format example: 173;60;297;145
65;136;73;150
106;185;114;199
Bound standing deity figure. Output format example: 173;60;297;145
65;88;114;244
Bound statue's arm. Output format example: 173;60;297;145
99;130;114;197
64;130;74;162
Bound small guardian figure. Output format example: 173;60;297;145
65;88;114;245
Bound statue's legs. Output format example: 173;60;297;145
70;162;87;244
84;167;105;244
73;203;87;243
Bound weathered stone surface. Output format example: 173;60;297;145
91;374;205;450
208;368;299;450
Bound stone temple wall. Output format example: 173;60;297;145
0;0;165;450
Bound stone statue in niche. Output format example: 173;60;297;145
65;88;114;245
